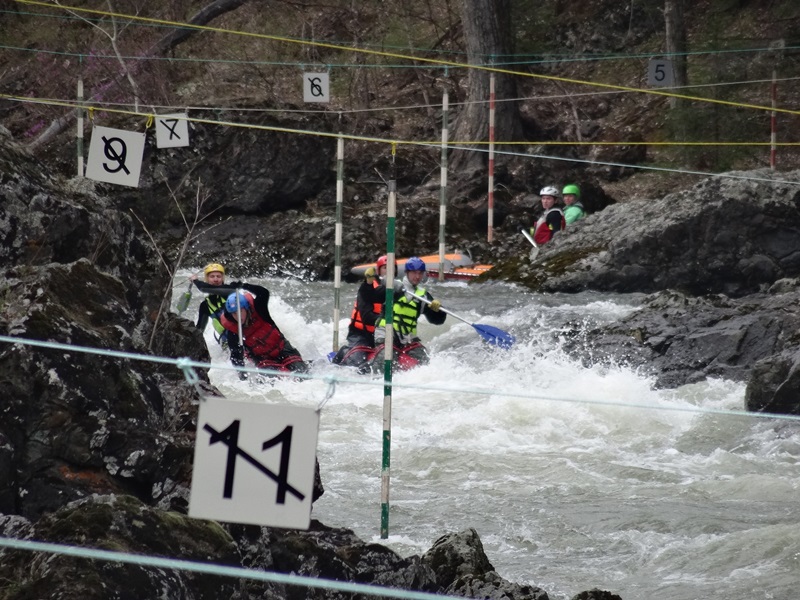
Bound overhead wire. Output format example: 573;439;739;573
10;0;800;118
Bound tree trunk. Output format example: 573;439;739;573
451;0;522;173
665;0;688;109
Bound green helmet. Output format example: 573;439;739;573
562;184;581;197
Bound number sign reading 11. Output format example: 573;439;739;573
189;398;319;529
647;59;674;87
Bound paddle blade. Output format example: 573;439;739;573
472;324;515;349
176;291;192;314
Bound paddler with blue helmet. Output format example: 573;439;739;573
219;282;308;378
369;256;446;371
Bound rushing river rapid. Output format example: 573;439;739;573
177;273;800;600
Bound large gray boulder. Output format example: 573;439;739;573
498;169;800;297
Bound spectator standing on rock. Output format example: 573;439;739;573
562;184;586;225
531;186;565;244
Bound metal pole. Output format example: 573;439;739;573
438;88;449;282
380;144;398;539
770;69;777;170
333;136;344;352
77;72;84;177
487;71;495;243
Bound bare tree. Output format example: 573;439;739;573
29;0;249;151
451;0;523;172
131;181;228;351
665;0;688;109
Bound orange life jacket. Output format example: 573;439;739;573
350;279;382;333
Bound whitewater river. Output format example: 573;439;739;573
177;273;800;600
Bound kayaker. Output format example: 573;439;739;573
192;263;231;351
369;256;446;371
220;283;308;378
332;254;391;370
562;184;586;225
532;186;565;244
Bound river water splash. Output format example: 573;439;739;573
178;274;800;600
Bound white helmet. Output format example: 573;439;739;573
540;186;560;197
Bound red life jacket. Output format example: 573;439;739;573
350;279;382;333
220;292;286;360
533;207;566;244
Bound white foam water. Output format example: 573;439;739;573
178;274;800;600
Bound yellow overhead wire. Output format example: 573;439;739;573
13;0;800;118
6;91;800;149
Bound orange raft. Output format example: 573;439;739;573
350;252;493;281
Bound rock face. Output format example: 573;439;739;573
486;170;800;411
0;135;559;599
494;170;800;297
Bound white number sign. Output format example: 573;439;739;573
85;125;145;188
303;72;330;103
647;59;674;87
156;113;190;148
189;398;319;529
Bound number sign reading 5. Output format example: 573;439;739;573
189;398;319;529
647;59;674;88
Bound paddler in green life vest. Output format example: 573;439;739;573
193;263;231;351
370;256;446;371
562;184;586;225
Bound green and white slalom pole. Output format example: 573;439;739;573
380;143;398;539
332;135;344;353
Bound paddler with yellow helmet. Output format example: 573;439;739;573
193;263;232;351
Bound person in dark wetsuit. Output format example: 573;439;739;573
532;186;565;245
219;282;308;378
193;263;231;350
332;255;390;370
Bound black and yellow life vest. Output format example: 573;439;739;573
379;286;425;336
205;295;226;335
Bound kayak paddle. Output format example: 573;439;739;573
521;228;539;261
176;281;193;314
409;293;515;349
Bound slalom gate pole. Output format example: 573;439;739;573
77;65;84;177
380;143;398;539
332;136;344;352
487;70;495;243
438;86;449;282
771;69;777;170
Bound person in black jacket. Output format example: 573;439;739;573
332;255;390;370
192;263;230;350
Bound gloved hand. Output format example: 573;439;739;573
429;299;441;312
364;267;376;282
393;279;405;294
229;280;244;289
